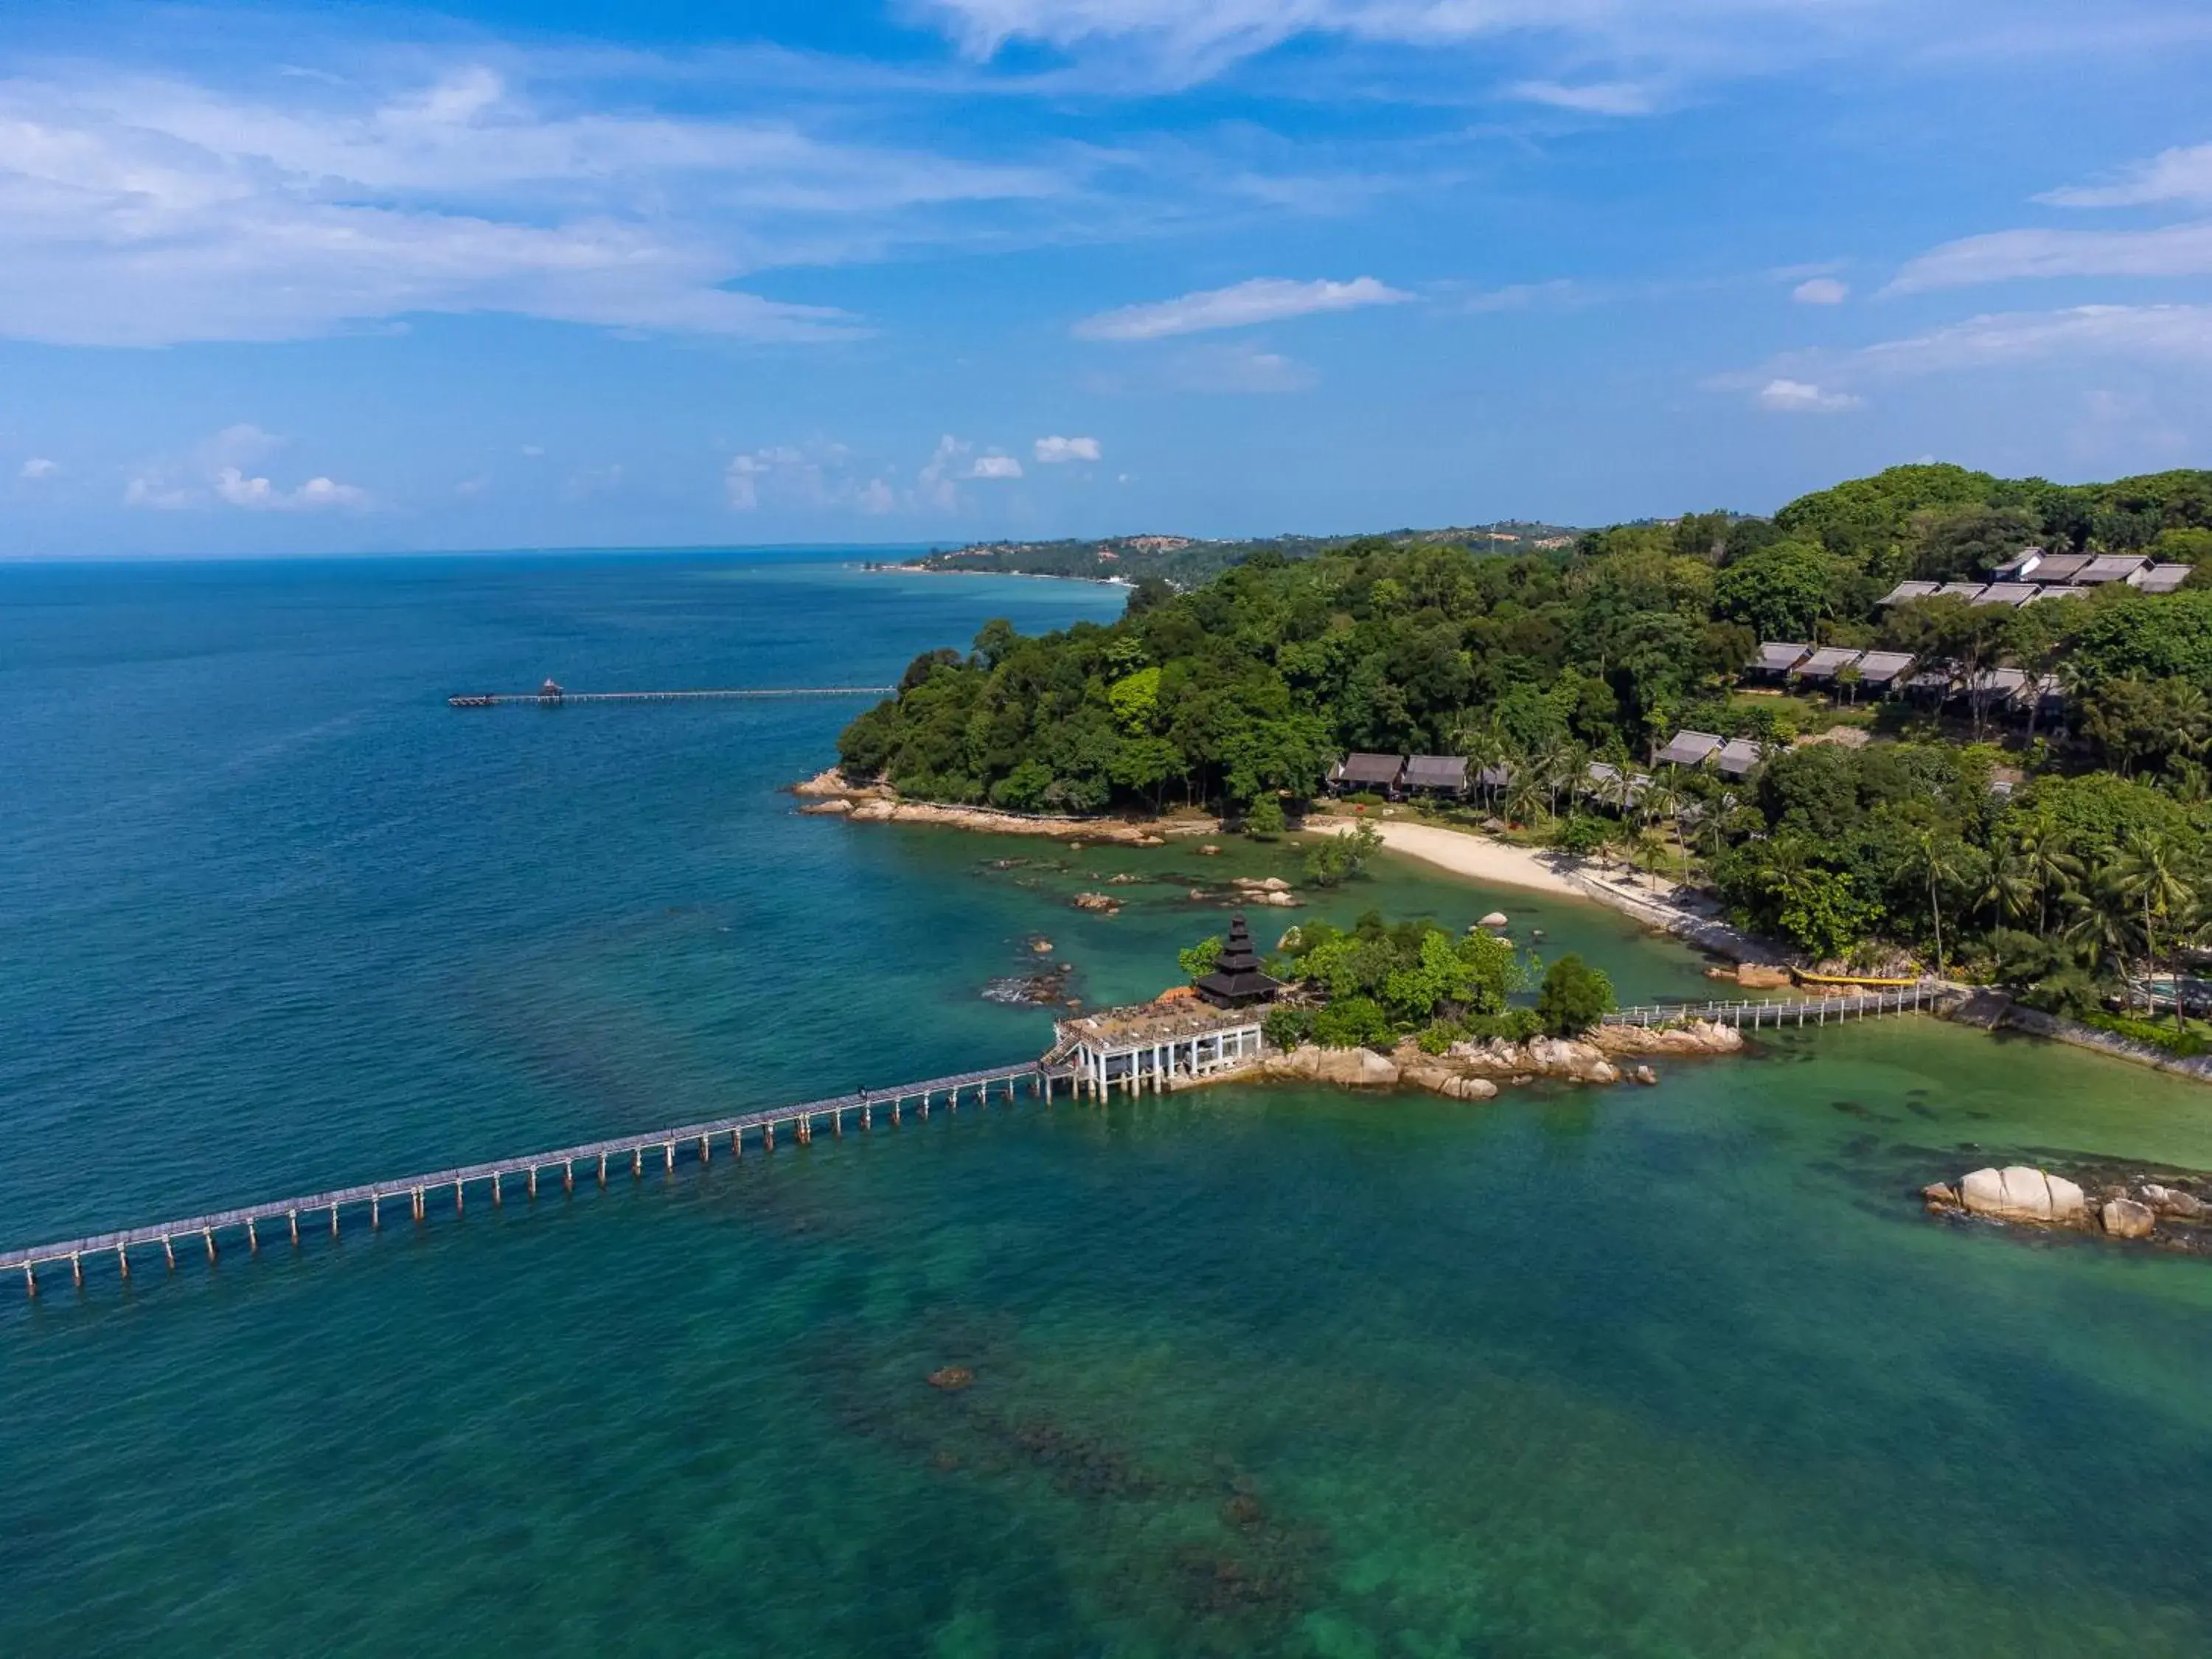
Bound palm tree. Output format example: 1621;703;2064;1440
2012;821;2084;936
2109;831;2197;1031
1503;769;1545;829
1910;830;1967;978
1975;844;2037;984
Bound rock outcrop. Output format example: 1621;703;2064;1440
1072;892;1121;914
1955;1166;2090;1226
1590;1020;1744;1057
1395;1054;1501;1101
1262;1043;1401;1087
1440;1034;1621;1084
2101;1198;2157;1239
2142;1183;2204;1219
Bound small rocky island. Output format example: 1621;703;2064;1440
1048;909;1745;1104
1924;1165;2208;1253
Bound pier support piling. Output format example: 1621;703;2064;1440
117;1245;129;1281
204;1227;218;1263
22;1263;34;1299
492;1172;502;1207
632;1148;642;1180
163;1236;175;1271
247;1219;259;1254
664;1142;675;1173
372;1194;381;1229
71;1252;83;1289
411;1188;425;1224
528;1166;538;1199
288;1210;299;1248
455;1178;464;1215
564;1161;574;1195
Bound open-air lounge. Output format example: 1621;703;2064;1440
1329;753;1405;795
1716;738;1764;779
1401;754;1470;796
1656;729;1725;767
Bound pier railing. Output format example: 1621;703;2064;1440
1604;983;1943;1029
4;1059;1063;1297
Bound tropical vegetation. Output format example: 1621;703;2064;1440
839;462;2212;1026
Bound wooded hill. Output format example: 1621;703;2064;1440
838;464;2212;1030
900;523;1580;588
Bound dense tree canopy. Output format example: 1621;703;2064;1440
840;463;2212;1032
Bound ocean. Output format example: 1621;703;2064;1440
1;551;2208;1655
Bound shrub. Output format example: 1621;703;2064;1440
1312;996;1390;1049
2082;1012;2210;1058
1461;1007;1543;1043
1262;1006;1314;1050
1416;1022;1458;1055
1244;797;1287;839
1535;955;1615;1037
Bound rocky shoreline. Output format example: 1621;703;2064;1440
794;769;1197;846
1921;1162;2209;1255
1253;1019;1745;1101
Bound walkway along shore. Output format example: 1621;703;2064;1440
798;775;2211;1087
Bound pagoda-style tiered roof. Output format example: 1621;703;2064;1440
1195;914;1281;1009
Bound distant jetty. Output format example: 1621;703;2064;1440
450;677;891;708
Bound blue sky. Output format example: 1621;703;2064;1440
5;0;2212;556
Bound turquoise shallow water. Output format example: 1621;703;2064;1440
2;554;2208;1655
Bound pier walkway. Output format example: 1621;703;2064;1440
5;1059;1061;1298
1604;983;1945;1029
448;686;891;707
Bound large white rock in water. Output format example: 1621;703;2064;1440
1958;1166;2087;1225
1478;911;1509;929
2102;1198;2157;1239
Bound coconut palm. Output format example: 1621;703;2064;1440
2009;820;2082;935
2109;831;2197;1031
1975;844;2037;984
1909;830;1969;978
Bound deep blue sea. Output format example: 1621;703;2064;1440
1;552;2208;1656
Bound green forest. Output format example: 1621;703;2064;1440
838;463;2212;1034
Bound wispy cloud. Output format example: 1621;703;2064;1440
19;457;59;480
1033;434;1102;462
2039;141;2212;208
1167;341;1318;393
1886;223;2212;293
125;424;369;511
1075;275;1408;340
1792;276;1849;304
1851;303;2212;374
1756;378;1862;413
0;60;1065;347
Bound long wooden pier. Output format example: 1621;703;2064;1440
448;686;892;707
4;1060;1062;1298
1604;983;1945;1029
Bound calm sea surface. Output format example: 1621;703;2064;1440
1;552;2208;1655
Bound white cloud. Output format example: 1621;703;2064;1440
1075;276;1408;341
19;456;58;479
1756;378;1862;413
1792;276;1849;304
125;424;369;510
1887;222;2212;293
1506;80;1657;116
1169;341;1317;393
858;478;898;514
1032;434;1102;463
0;59;1074;347
519;445;546;458
2040;142;2212;208
968;453;1024;479
908;0;2182;99
1851;303;2212;375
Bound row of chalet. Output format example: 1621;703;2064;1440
1327;753;1511;799
1750;643;1917;690
1879;551;2191;609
